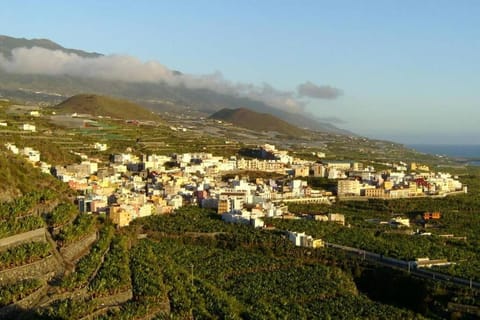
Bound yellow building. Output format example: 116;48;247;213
383;180;393;190
217;199;230;214
408;182;420;195
301;235;324;248
417;164;430;172
365;188;386;198
294;166;310;177
109;206;132;227
311;239;325;248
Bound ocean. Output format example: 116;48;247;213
409;144;480;166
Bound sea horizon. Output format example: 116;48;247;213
408;144;480;165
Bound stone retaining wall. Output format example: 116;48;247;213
0;255;59;285
60;232;97;263
0;284;47;318
0;228;46;252
79;289;133;320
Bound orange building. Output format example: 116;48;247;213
423;212;441;220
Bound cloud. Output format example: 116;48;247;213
0;47;173;82
297;81;343;99
0;47;306;113
315;116;346;124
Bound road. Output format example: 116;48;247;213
324;242;480;290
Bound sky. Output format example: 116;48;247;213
1;0;479;144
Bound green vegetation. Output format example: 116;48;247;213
89;235;131;296
299;176;338;191
0;81;479;318
56;214;96;246
0;191;55;219
124;207;427;318
0;242;51;270
0;99;16;107
278;172;480;282
0;133;81;165
55;94;163;121
0;278;43;307
357;267;431;314
130;240;167;302
61;225;115;290
43;202;78;228
0;152;72;201
130;226;424;319
39;297;99;320
0;215;45;238
140;206;235;234
0;203;475;319
210;107;308;137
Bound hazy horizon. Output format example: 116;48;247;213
1;1;479;145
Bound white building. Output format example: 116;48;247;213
328;213;345;226
337;179;361;196
390;217;410;227
93;142;108;151
287;231;324;248
81;161;98;175
21;123;36;132
5;143;19;154
168;195;183;209
222;211;265;228
328;168;346;179
325;161;352;170
312;164;326;177
138;203;154;218
22;147;40;163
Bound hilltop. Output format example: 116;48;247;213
0;34;100;58
210;107;307;137
54;94;162;121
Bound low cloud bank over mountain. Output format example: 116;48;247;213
0;46;342;113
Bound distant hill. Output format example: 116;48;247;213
0;35;351;135
0;35;101;58
54;94;162;121
210;108;307;137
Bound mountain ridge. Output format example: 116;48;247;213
0;34;101;58
0;35;351;135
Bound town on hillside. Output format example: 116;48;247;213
4;142;465;233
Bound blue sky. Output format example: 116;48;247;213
1;0;479;144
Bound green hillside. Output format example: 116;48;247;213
0;152;73;202
210;107;307;137
54;94;162;121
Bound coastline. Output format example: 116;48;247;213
408;144;480;166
